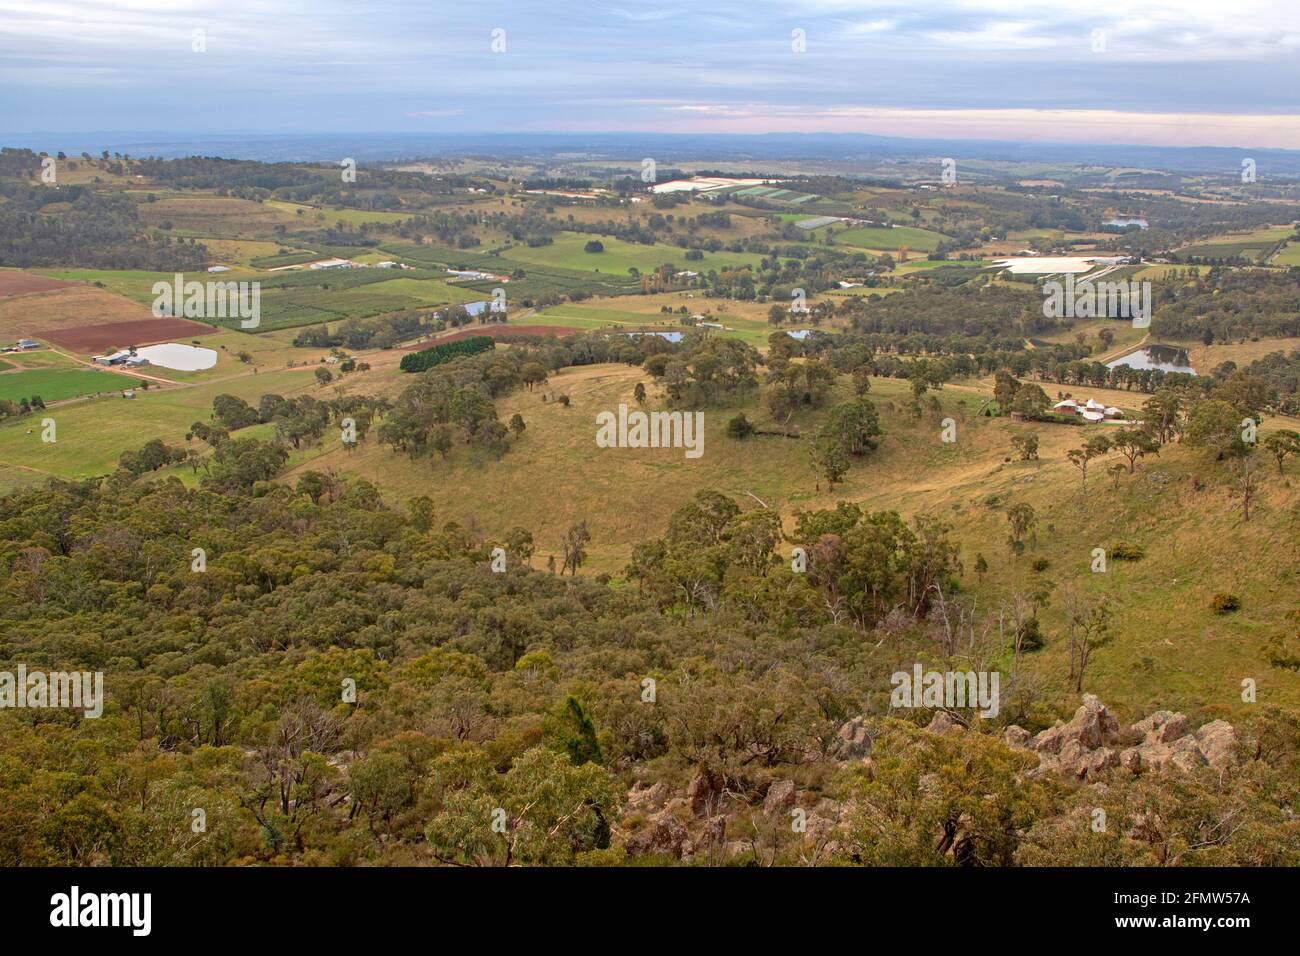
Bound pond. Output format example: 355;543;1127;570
1105;344;1196;376
626;331;684;343
134;343;218;371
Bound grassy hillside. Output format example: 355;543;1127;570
0;365;316;484
278;361;1300;722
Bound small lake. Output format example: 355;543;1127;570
1106;345;1196;376
134;343;217;371
787;329;812;340
627;331;684;343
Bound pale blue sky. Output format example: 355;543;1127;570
2;1;1299;147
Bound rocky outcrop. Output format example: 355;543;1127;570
625;815;689;859
762;779;797;815
1195;720;1239;769
625;781;669;813
686;770;725;818
1000;695;1238;779
618;697;1238;864
697;815;727;852
926;710;961;736
832;716;874;760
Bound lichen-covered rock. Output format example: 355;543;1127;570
763;779;797;816
832;716;874;760
1020;696;1232;781
686;771;724;817
926;710;960;736
1131;710;1190;745
1195;720;1239;768
1003;725;1032;748
626;815;689;859
626;781;670;812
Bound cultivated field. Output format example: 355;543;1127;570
0;269;77;298
39;316;215;353
0;366;134;403
0;285;156;342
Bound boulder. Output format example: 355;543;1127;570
1003;725;1032;749
686;771;724;818
804;813;837;845
626;816;688;859
1131;710;1190;745
1168;736;1208;773
832;716;874;760
763;779;797;816
1063;695;1120;748
626;781;669;812
1195;720;1238;768
697;815;727;852
1085;747;1120;776
1012;696;1235;781
926;710;960;736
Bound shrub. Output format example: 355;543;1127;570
1210;592;1241;614
726;413;754;439
1015;616;1045;651
1108;542;1146;561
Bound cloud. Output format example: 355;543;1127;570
0;0;1296;145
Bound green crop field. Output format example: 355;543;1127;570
37;269;178;307
0;365;317;482
0;367;135;403
266;201;415;227
1180;225;1295;262
380;243;645;300
832;224;949;252
499;232;767;274
251;250;322;269
361;277;483;304
523;303;774;344
1271;240;1300;266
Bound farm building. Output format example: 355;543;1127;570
93;350;151;367
1054;398;1124;422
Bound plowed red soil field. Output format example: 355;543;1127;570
38;317;215;352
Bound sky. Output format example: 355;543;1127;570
2;0;1300;148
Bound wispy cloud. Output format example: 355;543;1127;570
0;0;1297;147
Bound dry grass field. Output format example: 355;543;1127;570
0;285;154;340
271;361;1300;722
